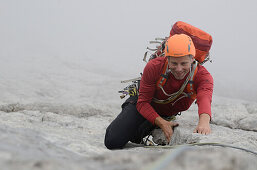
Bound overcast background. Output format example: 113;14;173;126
0;0;257;102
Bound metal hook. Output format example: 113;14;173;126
155;37;166;41
143;51;148;62
149;41;162;44
147;47;158;51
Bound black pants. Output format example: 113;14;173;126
104;96;155;149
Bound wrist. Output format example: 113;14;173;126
154;116;165;128
199;113;210;124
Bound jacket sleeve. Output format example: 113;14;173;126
195;66;214;118
136;62;160;124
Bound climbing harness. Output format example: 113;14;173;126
152;60;198;104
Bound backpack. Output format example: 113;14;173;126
146;21;213;65
170;21;213;63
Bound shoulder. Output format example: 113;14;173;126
196;65;212;77
142;57;167;82
195;65;213;85
145;57;167;72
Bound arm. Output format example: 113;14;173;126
194;66;213;134
136;61;160;124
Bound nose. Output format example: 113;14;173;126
176;64;183;72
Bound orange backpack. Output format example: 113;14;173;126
148;21;213;64
170;21;213;63
151;21;213;104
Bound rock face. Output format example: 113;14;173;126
152;97;257;150
0;55;257;170
0;96;256;170
154;147;257;170
144;96;257;170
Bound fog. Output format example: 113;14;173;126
1;0;257;102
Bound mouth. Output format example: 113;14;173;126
173;72;187;79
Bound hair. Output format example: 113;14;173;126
188;54;194;59
167;54;194;61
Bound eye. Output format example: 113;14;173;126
171;62;177;66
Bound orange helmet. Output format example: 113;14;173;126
164;34;196;57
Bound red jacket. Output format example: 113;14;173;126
136;57;213;125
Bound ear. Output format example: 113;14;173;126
189;55;194;64
191;57;194;63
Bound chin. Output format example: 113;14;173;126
174;74;186;80
175;76;184;80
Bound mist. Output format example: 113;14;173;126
1;0;257;102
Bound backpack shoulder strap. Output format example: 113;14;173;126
186;62;198;100
156;59;169;88
153;60;198;104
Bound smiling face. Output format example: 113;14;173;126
167;55;193;80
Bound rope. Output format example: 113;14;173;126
152;61;198;104
144;142;257;170
144;142;257;155
146;145;191;170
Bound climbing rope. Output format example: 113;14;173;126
143;142;257;170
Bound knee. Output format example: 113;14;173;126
104;128;127;150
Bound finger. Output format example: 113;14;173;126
208;130;211;135
168;130;172;141
165;132;170;142
167;136;171;142
197;129;203;134
205;129;209;135
163;131;169;141
166;130;172;142
171;122;179;127
198;127;205;134
204;129;210;135
206;129;211;135
202;128;209;135
193;129;197;133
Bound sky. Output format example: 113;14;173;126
0;0;257;102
